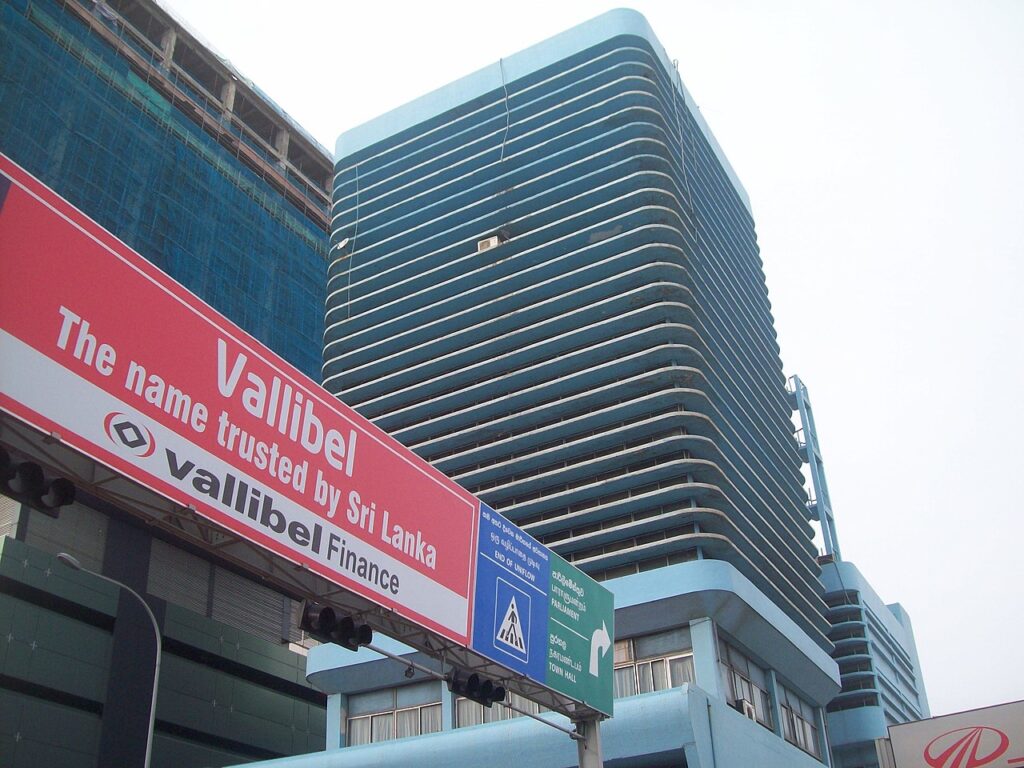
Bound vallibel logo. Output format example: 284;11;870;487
104;412;156;458
924;727;1010;768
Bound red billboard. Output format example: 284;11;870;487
0;154;478;644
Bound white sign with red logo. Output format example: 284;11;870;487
889;700;1024;768
0;154;478;645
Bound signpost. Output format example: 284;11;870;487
0;154;614;721
472;504;614;715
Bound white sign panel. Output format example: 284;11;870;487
889;700;1024;768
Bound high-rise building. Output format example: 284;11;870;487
308;10;841;768
0;0;332;765
325;8;828;654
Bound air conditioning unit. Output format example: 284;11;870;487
741;699;757;721
477;235;502;252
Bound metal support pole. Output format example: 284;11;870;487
766;669;785;738
363;642;584;741
573;718;604;768
57;553;161;768
504;701;582;740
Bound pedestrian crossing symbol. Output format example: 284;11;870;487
493;578;530;662
497;596;526;653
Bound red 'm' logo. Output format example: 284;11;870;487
924;727;1009;768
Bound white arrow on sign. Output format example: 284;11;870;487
589;621;611;677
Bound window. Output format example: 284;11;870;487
348;682;443;746
396;705;442;739
613;627;694;699
0;495;21;540
718;639;773;730
780;685;820;757
455;691;540;728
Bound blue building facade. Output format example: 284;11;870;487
790;376;929;768
325;8;828;650
309;9;840;767
0;0;333;765
820;560;929;768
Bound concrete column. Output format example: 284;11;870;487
441;681;456;731
325;693;346;749
221;80;237;115
96;519;161;768
160;28;176;67
273;129;290;170
274;129;290;158
689;618;723;700
815;705;831;766
765;669;785;738
574;719;604;768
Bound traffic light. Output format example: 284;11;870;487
298;601;372;650
299;601;336;638
447;670;507;708
333;615;373;650
0;448;76;518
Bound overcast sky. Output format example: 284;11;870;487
159;0;1024;717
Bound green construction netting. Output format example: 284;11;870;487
0;0;328;379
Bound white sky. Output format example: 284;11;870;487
159;0;1023;717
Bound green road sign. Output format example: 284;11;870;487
545;554;614;714
471;504;615;716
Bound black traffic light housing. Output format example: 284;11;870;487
299;601;372;650
0;448;76;518
447;670;507;708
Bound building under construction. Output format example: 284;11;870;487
0;0;329;376
0;0;333;765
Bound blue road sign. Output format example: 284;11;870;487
470;503;615;715
471;503;549;683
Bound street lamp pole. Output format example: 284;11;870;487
57;553;161;768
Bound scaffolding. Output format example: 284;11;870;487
0;0;329;379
